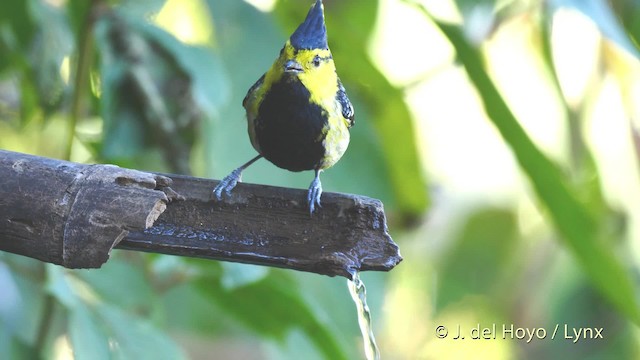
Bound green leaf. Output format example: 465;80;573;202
69;305;111;360
0;262;21;332
544;260;640;358
11;260;184;360
130;20;231;115
0;256;46;347
116;0;168;21
74;256;155;311
46;265;80;308
96;304;186;360
66;0;91;40
611;0;640;49
95;10;229;174
537;10;624;238
220;262;269;290
436;209;518;311
414;7;640;323
19;69;40;124
28;0;73;110
0;0;36;54
160;258;245;335
196;271;349;360
0;0;71;119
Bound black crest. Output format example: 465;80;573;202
289;0;328;50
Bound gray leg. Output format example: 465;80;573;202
213;155;262;200
307;169;323;215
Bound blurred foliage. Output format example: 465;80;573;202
420;7;640;324
2;0;640;359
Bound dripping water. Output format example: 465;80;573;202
347;270;380;360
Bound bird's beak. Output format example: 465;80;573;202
284;60;303;73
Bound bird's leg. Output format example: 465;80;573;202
307;169;323;215
213;155;262;200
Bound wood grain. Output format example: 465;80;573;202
0;150;402;278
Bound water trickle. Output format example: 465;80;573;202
347;271;380;360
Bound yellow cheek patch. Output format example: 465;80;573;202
294;49;338;107
251;43;340;122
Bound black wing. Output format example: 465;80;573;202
337;78;354;128
243;73;266;108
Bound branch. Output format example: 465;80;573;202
0;150;402;278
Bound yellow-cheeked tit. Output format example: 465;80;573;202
213;0;354;214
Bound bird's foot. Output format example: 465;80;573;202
307;175;322;215
213;168;243;200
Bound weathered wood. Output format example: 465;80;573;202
0;150;402;278
0;150;172;268
120;175;401;277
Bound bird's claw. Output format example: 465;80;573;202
213;168;242;200
307;176;322;215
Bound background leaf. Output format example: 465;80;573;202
195;270;351;360
2;0;640;358
68;305;111;360
419;9;640;324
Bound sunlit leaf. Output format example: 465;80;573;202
538;9;622;232
413;6;640;323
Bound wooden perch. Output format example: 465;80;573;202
0;150;402;278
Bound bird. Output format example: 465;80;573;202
213;0;354;215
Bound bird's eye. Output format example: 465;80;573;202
313;56;321;67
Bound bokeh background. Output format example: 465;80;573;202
2;0;640;359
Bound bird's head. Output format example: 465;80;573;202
276;0;337;95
